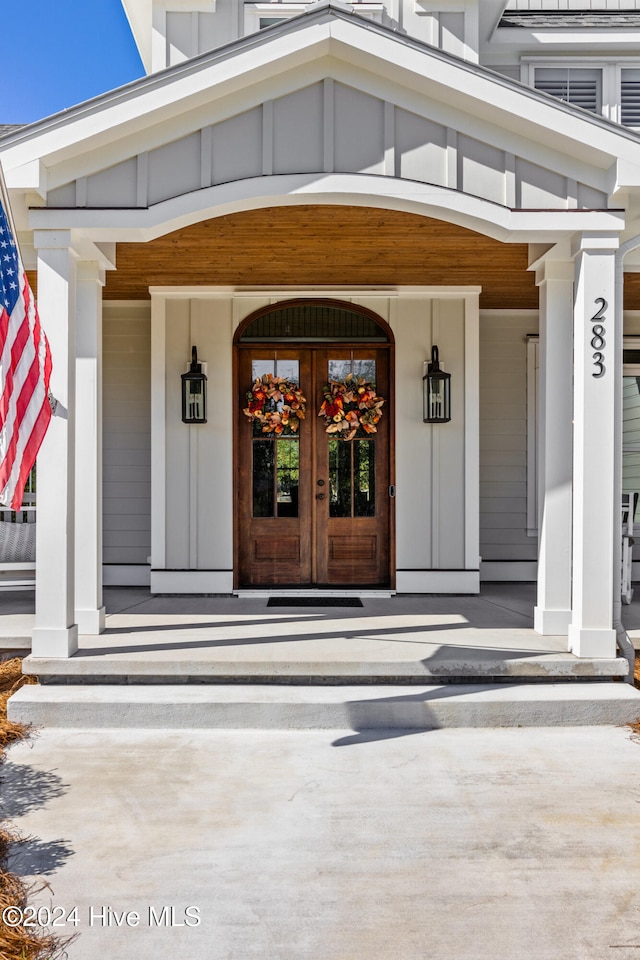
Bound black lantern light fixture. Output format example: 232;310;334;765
422;345;451;424
181;346;207;424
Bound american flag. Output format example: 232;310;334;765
0;189;52;509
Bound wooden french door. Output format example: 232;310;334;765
236;345;391;587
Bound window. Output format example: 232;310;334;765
533;68;601;114
621;69;640;127
523;59;640;129
244;0;383;35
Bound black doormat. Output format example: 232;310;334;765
267;597;363;607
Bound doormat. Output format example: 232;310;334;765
267;597;363;607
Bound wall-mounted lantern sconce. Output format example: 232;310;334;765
181;346;207;424
422;345;451;423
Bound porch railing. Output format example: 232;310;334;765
0;501;36;567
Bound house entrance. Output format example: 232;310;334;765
235;302;393;588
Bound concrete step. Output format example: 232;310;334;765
21;653;630;683
8;681;640;730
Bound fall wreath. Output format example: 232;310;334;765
318;374;385;442
243;374;307;434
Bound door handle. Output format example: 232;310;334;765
316;493;325;500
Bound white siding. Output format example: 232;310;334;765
103;302;151;565
479;312;538;563
393;296;473;573
163;297;235;572
623;376;640;542
52;83;609;213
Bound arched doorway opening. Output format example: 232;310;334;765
234;300;395;588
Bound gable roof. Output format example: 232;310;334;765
1;1;638;240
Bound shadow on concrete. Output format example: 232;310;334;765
335;681;519;745
7;837;74;876
1;757;74;878
0;760;69;818
331;643;534;745
74;622;551;659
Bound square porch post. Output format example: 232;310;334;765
534;259;574;635
74;263;105;634
568;233;619;658
31;231;78;658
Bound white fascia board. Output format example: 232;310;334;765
507;209;624;242
3;159;46;195
610;159;640;199
148;284;483;297
27;173;626;245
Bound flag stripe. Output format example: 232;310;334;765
0;196;52;510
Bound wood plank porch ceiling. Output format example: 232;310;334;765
26;205;640;309
103;206;538;310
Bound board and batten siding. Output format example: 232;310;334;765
479;311;538;564
103;302;151;566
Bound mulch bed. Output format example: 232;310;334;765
0;658;70;959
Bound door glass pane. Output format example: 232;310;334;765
329;439;352;517
253;440;275;517
328;359;352;381
354;440;375;517
275;359;299;384
276;439;299;518
353;359;376;383
251;359;300;384
252;360;275;381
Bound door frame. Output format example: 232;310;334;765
232;298;396;590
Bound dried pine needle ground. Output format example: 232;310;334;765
0;658;71;960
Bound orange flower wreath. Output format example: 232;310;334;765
243;374;307;435
318;374;384;442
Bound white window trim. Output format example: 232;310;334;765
244;3;307;34
244;1;383;34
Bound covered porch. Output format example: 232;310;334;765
1;583;631;682
3;0;640;672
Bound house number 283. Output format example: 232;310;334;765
590;298;607;379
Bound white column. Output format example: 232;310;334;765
32;232;78;658
150;293;166;572
568;234;619;658
534;260;574;635
74;263;105;634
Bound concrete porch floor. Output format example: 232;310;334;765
0;583;632;681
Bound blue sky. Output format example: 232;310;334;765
4;0;145;124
